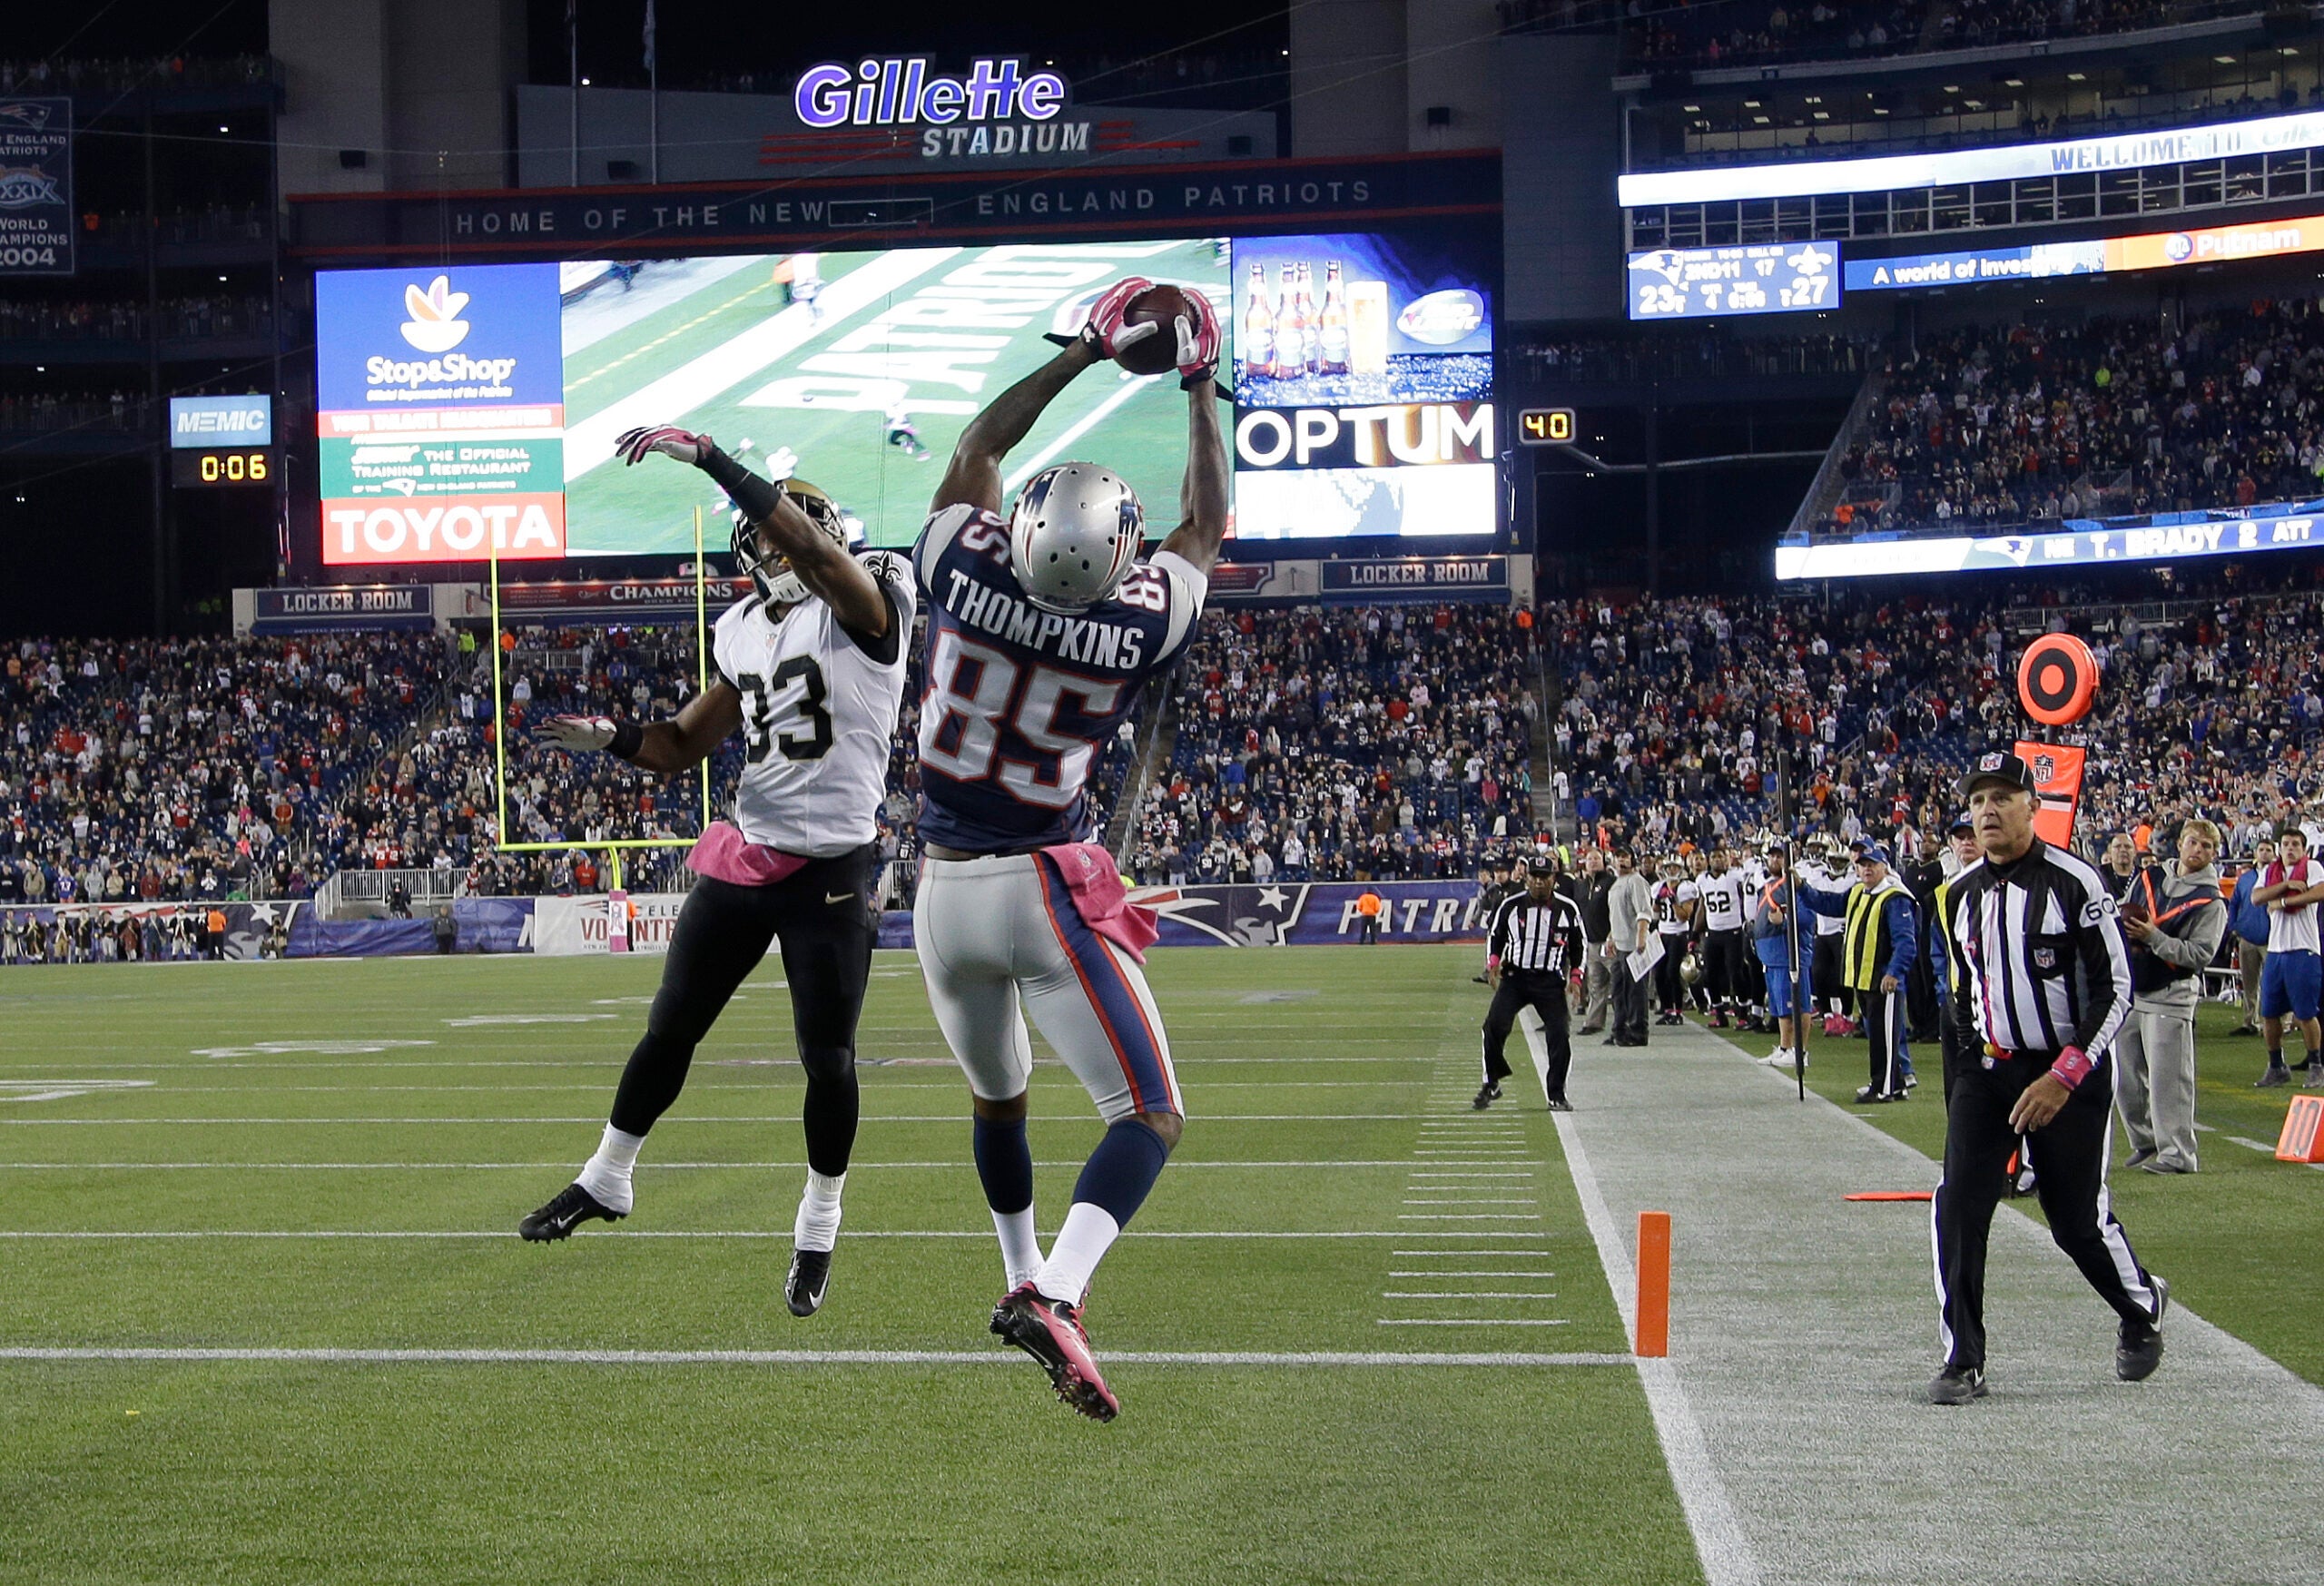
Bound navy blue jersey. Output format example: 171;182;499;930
912;501;1207;852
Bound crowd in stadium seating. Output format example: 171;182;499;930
1546;573;2324;862
0;632;441;911
1126;606;1541;886
0;391;149;434
1829;298;2324;539
1611;0;2259;71
0;55;271;93
0;298;275;341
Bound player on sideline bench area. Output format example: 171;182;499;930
515;429;912;1325
911;278;1226;1421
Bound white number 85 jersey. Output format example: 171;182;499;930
711;551;916;858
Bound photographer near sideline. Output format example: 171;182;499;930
2112;819;2227;1176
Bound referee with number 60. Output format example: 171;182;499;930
1929;751;2169;1405
1475;857;1588;1112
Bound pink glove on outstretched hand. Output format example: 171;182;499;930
1046;276;1161;360
613;425;713;468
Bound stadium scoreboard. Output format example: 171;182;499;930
167;395;274;490
1624;242;1839;320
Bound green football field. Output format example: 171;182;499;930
1775;995;2324;1385
559;239;1229;554
0;947;1703;1586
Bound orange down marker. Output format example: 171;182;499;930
1636;1210;1671;1357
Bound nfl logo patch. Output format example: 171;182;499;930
2033;754;2056;783
1979;753;2004;771
2033;946;2058;970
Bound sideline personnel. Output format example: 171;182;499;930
2114;819;2226;1173
1475;857;1587;1112
1930;751;2168;1405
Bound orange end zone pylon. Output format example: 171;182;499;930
2277;1096;2324;1163
1636;1210;1670;1357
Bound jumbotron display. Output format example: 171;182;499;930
312;227;1497;564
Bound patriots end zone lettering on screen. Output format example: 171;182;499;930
794;57;1086;159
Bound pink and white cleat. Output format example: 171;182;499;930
990;1283;1120;1423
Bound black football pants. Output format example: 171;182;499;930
1482;972;1572;1102
1933;1053;2163;1371
607;851;877;1177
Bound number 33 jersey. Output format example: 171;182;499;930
710;550;917;857
912;501;1208;852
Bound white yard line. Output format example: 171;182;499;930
0;1159;1462;1172
1554;1108;1762;1586
0;1113;1443;1126
0;1228;1566;1241
0;1345;1636;1368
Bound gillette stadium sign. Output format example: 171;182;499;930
793;56;1093;159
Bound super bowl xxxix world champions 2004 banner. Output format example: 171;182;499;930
315;264;567;566
0;98;74;276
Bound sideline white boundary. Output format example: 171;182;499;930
1554;1111;1763;1586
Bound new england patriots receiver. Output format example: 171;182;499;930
911;277;1227;1420
517;427;911;1323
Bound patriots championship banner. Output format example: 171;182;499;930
2014;740;2086;848
0;98;73;276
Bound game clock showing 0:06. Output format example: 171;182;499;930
172;448;273;488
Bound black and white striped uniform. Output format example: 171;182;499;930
1933;838;2162;1372
1482;892;1587;1102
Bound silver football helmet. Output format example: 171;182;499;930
1006;462;1144;615
735;478;853;608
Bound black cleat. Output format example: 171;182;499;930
1546;1096;1574;1113
785;1246;832;1317
1472;1081;1502;1110
991;1284;1119;1422
1855;1085;1898;1104
1927;1364;1988;1404
518;1181;625;1242
2117;1276;2169;1382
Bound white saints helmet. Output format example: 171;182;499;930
734;478;855;608
1006;462;1144;615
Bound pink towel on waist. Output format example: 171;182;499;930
1042;842;1159;962
686;821;812;887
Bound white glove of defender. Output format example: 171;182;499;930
538;714;617;754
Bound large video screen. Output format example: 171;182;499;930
313;227;1497;565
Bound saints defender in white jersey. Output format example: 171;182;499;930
517;425;912;1322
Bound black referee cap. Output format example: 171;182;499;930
1958;750;2039;799
1525;855;1558;878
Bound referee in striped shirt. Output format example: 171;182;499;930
1930;751;2169;1405
1476;857;1588;1112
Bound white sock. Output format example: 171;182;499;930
793;1168;845;1253
1033;1203;1122;1306
992;1207;1044;1290
576;1124;645;1214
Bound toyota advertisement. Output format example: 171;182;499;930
314;263;567;565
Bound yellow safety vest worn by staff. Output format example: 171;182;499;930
1842;877;1912;990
